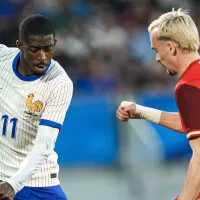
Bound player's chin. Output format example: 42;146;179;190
167;69;177;76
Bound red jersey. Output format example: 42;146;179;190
175;59;200;140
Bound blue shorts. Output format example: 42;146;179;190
14;185;68;200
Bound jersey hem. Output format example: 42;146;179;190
187;130;200;139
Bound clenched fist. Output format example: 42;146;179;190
116;101;140;122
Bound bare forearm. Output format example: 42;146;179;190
136;105;183;132
179;154;200;200
159;111;183;133
119;102;183;133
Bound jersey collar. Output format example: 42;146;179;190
12;52;51;82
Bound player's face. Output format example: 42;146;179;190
17;35;57;75
150;33;177;76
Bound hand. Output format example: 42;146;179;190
174;193;200;200
0;182;15;200
116;101;139;122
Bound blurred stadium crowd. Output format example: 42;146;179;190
1;0;197;96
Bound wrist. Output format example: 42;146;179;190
135;104;161;124
5;178;23;194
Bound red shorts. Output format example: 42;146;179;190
174;193;200;200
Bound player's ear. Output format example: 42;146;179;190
54;38;57;47
16;40;23;51
167;42;176;56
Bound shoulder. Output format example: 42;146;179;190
0;44;19;60
175;63;200;96
175;81;200;103
179;59;200;83
0;45;19;70
177;78;200;91
0;44;18;54
0;44;7;51
42;59;73;89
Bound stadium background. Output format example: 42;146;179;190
0;0;199;199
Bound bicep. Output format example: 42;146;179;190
160;111;183;132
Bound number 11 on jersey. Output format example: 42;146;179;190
1;115;18;138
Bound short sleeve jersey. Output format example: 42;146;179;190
175;59;200;140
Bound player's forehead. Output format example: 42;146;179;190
150;33;158;49
25;34;55;47
150;33;166;50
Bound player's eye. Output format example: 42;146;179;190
30;48;39;53
45;46;53;52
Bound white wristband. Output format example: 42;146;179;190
135;104;161;124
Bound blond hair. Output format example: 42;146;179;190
148;8;200;52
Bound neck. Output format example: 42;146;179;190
18;56;33;76
177;51;200;77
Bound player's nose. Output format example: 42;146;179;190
38;50;47;61
156;53;160;62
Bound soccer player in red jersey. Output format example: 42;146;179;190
116;8;200;200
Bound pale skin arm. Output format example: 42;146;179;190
116;102;184;133
159;111;183;133
117;102;200;199
178;137;200;200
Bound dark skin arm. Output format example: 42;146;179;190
0;182;15;200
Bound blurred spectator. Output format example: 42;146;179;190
0;0;188;95
56;19;89;58
88;13;128;51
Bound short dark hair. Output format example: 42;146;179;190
19;14;55;42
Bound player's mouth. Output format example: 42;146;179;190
34;64;47;73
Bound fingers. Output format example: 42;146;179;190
0;197;12;200
0;183;15;200
116;106;129;121
116;111;129;121
0;185;4;197
0;195;12;200
119;106;129;116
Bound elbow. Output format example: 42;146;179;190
173;126;184;133
175;124;184;133
32;146;53;157
177;128;184;133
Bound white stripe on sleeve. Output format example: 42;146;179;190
187;131;200;139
